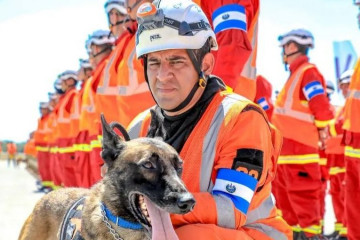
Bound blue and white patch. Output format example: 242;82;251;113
212;4;247;34
303;81;325;100
212;168;258;214
257;97;270;111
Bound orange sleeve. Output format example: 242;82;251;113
171;105;274;228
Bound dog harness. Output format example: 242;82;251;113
59;197;86;240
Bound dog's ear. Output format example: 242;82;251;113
100;114;124;168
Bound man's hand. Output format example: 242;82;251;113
318;127;329;150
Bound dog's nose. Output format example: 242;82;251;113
177;193;195;212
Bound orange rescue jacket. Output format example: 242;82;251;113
128;91;291;240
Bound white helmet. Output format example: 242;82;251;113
85;30;115;53
339;69;354;84
278;29;314;48
58;70;78;82
326;80;335;94
135;0;218;58
79;58;92;69
104;0;127;14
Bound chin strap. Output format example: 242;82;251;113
282;50;301;71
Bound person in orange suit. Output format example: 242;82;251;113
99;0;155;129
192;0;259;100
271;29;334;239
54;70;78;187
254;75;274;120
46;87;63;189
75;30;115;187
34;101;52;188
128;1;292;239
325;71;353;240
342;4;360;238
6;141;17;167
69;59;92;187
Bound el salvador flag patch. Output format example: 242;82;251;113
303;81;325;100
257;97;270;111
212;4;247;34
212;168;258;214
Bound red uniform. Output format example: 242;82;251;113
326;106;347;236
254;75;273;120
34;114;52;187
342;59;360;240
194;0;259;100
272;55;334;236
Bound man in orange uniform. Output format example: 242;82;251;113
100;0;155;129
255;75;274;120
192;0;259;100
342;4;360;238
95;0;132;126
55;70;78;187
69;59;92;187
47;87;63;189
271;29;334;239
6;141;17;167
76;30;115;187
34;102;52;188
325;70;352;240
128;1;292;239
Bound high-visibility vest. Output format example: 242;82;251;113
34;114;50;147
79;58;107;136
113;32;155;128
272;63;323;148
69;90;82;139
128;91;291;239
56;88;77;139
326;106;344;155
343;59;360;133
95;34;132;124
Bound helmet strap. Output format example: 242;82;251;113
91;45;112;58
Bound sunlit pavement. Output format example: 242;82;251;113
0;159;336;239
0;160;44;240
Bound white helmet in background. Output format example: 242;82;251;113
58;70;79;82
278;29;314;48
104;0;127;14
135;0;218;59
79;58;92;69
85;30;115;53
326;80;335;95
339;69;354;85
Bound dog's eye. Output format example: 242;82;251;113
142;161;156;169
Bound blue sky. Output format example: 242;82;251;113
0;0;359;142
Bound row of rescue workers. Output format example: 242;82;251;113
21;0;360;239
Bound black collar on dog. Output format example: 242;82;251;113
100;202;143;230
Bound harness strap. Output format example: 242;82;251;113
59;196;86;240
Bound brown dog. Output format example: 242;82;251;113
18;116;195;240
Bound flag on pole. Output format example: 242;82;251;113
333;40;357;83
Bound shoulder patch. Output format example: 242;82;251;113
211;4;247;34
257;97;270;111
231;148;263;181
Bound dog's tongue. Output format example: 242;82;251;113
144;197;179;240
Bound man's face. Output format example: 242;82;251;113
109;8;126;26
339;82;350;98
40;108;49;116
147;49;198;111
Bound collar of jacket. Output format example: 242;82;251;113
289;55;309;73
100;202;143;230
